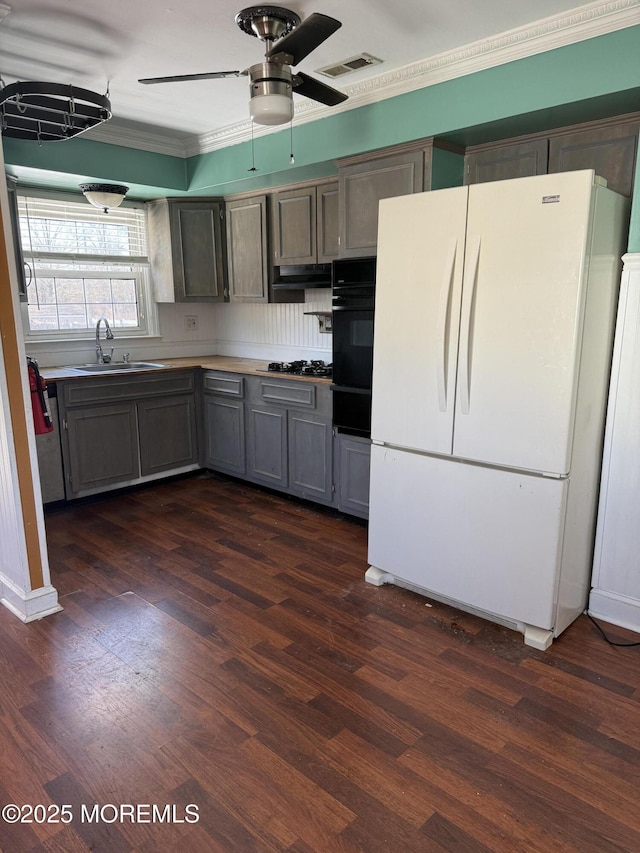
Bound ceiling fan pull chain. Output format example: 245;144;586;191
289;118;294;164
248;121;257;172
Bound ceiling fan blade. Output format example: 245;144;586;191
292;72;347;107
267;13;341;66
139;71;241;85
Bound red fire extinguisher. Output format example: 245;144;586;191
27;357;53;435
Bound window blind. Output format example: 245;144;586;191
17;193;148;265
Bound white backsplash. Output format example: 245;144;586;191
24;294;332;366
213;292;333;361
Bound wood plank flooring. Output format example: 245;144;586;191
2;471;640;852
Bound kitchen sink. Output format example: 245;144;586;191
72;362;167;373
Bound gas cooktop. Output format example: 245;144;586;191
263;360;332;378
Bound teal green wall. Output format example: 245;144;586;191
629;145;640;253
3;25;640;245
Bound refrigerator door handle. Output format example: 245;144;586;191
458;236;481;415
436;239;458;413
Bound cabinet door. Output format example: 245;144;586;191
272;187;316;265
203;395;246;475
35;397;65;503
288;410;333;504
65;403;139;495
138;395;197;476
317;181;339;263
171;202;226;301
464;139;548;185
336;433;371;519
246;403;288;487
339;150;424;257
226;195;269;302
548;118;639;197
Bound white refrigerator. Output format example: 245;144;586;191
366;170;628;649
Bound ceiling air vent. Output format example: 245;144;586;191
316;53;382;79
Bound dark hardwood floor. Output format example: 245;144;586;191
2;471;640;852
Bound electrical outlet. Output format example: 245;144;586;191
185;315;198;332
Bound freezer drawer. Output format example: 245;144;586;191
367;445;568;631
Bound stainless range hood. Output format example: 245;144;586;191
272;263;332;289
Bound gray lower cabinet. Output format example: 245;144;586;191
59;371;197;498
35;395;66;503
202;371;246;475
245;376;333;504
138;395;198;476
335;433;371;519
204;372;337;508
288;409;333;504
246;403;288;488
203;396;246;475
65;402;139;494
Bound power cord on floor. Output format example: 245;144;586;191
587;612;640;647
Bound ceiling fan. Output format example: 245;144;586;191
139;5;348;126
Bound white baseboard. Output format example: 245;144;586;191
588;588;640;635
0;576;62;622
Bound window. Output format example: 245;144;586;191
17;191;157;338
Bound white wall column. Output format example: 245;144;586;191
590;253;640;633
0;144;60;622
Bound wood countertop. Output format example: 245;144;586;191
40;356;332;384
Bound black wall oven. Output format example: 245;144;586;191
331;256;376;437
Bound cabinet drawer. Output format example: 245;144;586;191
62;370;195;407
203;372;244;397
258;379;316;409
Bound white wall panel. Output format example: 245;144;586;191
213;293;332;361
590;254;640;634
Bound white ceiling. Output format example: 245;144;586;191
0;0;636;153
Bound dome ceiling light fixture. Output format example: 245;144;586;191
79;183;129;214
0;81;112;142
139;6;348;127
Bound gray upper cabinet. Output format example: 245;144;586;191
464;139;549;185
271;180;339;266
548;115;639;197
226;194;269;302
316;181;339;263
335;139;462;258
464;113;639;196
272;186;317;265
147;198;227;303
337;144;425;258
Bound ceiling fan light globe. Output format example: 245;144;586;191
250;93;293;125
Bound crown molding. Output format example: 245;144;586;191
83;123;191;157
91;0;640;159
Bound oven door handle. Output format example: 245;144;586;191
330;384;372;394
331;305;374;312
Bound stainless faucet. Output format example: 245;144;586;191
95;317;115;363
